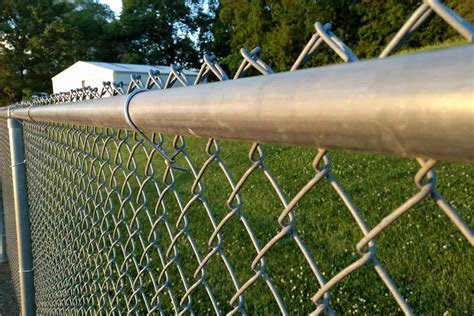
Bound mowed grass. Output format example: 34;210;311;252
394;37;469;55
27;41;472;314
124;40;472;314
110;132;473;315
78;41;473;314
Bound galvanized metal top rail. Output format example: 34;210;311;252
1;45;473;162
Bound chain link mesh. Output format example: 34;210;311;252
0;118;20;301
1;1;473;314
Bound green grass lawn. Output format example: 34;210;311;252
395;37;469;55
88;132;472;315
22;40;473;315
126;40;473;314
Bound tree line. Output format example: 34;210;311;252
0;0;472;106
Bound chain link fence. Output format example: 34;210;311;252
0;119;19;296
0;1;473;314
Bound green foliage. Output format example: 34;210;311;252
354;0;473;58
0;0;216;106
1;0;473;104
117;0;199;66
0;0;115;105
106;0;218;68
213;0;474;72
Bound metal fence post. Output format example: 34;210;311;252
0;186;6;263
8;118;35;315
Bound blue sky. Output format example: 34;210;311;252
99;0;123;16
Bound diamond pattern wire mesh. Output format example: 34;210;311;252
0;118;20;301
1;1;474;314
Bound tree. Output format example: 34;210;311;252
211;0;474;73
1;0;472;106
212;0;274;72
0;0;114;106
354;0;474;58
115;0;216;68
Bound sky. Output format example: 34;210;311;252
99;0;123;16
99;1;211;17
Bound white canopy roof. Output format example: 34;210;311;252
52;61;197;79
